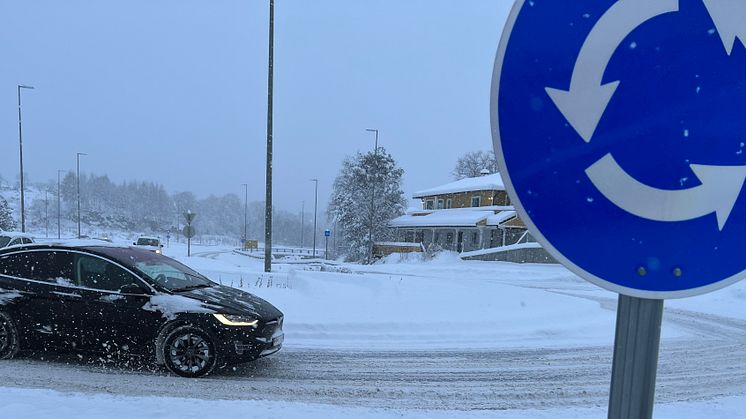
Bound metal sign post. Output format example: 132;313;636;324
608;296;663;419
183;211;196;257
491;1;746;417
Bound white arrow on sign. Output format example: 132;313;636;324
546;0;679;142
703;0;746;55
586;153;746;230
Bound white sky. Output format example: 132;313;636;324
0;0;513;212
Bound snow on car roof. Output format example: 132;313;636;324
0;231;35;238
412;173;505;198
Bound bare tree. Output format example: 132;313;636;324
452;150;499;180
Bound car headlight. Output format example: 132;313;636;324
155;249;162;254
213;313;259;327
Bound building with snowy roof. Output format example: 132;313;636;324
384;171;555;263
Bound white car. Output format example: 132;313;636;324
0;232;35;248
132;236;163;254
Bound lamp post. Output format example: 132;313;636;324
300;200;305;249
17;84;34;233
76;152;87;238
57;170;64;239
311;179;318;258
264;0;275;273
365;128;379;263
241;183;248;242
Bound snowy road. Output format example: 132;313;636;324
2;246;746;415
2;299;746;411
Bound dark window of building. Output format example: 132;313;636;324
415;231;425;243
425;200;434;210
434;233;440;242
446;233;454;244
437;199;444;210
446;199;452;209
471;196;481;207
472;232;479;245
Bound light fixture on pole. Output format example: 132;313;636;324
76;152;87;239
311;179;318;258
17;84;35;233
365;128;379;263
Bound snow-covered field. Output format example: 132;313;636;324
2;242;746;418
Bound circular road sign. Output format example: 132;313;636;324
492;0;746;299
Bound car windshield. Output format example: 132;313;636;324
136;238;160;246
0;236;10;248
136;258;212;291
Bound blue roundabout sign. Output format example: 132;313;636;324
492;0;746;298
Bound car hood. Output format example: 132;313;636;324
175;285;283;321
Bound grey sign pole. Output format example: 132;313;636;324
608;295;664;419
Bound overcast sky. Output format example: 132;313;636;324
0;0;511;212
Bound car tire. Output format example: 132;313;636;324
0;312;19;360
161;325;218;378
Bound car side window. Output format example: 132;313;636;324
7;238;21;247
74;254;143;293
0;251;74;283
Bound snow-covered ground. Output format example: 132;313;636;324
2;241;746;418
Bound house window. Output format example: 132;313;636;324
471;232;479;245
446;199;452;209
471;196;481;207
434;232;440;242
437;199;445;209
425;200;434;210
446;233;454;244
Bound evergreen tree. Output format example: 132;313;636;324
328;148;406;263
0;197;17;231
452;150;499;179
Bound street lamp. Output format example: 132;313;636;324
311;179;318;258
241;183;248;242
365;128;379;263
57;170;64;239
76;152;87;238
17;84;35;233
264;0;275;273
300;200;305;249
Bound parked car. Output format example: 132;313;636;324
133;236;163;254
0;244;284;377
0;232;34;249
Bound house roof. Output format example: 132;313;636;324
413;173;505;198
389;209;517;229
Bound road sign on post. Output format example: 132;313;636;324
491;1;746;417
324;229;331;260
183;211;196;257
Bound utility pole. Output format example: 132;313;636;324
76;152;87;238
264;0;275;273
365;128;379;263
44;190;49;238
17;84;34;233
57;170;63;239
242;183;248;242
300;200;305;249
311;179;318;258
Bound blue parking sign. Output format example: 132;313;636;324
492;0;746;298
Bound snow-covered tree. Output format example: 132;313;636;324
452;150;499;180
328;148;406;263
0;197;16;231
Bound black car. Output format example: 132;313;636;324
0;244;284;377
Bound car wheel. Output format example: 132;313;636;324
0;312;19;360
162;325;217;378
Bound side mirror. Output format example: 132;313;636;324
120;283;147;295
133;242;137;246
